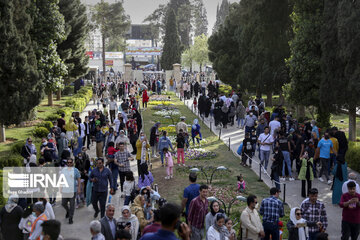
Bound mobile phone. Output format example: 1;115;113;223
176;221;183;234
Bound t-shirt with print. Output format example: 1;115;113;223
278;137;289;152
258;133;274;151
242;138;253;154
318;138;333;159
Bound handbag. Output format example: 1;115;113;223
130;181;139;202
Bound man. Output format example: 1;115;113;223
277;131;294;181
83;116;91;150
96;125;105;158
201;80;207;96
340;181;360;240
90;220;105;240
244;112;257;134
57;113;66;133
100;204;117;240
142;209;161;235
256;118;267;138
140;203;191;240
332;126;348;156
269;116;281;137
317;132;337;184
259;188;284;240
176;117;188;134
114;142;134;192
90;158;114;218
181;173;200;221
241;195;265;240
300;188;328;240
293;130;305;173
61;158;81;224
342;173;360;194
114;114;125;135
29;203;48;240
41;220;61;240
109;97;118;124
258;127;274;173
187;185;209;240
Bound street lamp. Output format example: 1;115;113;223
207;195;247;216
209;166;228;184
190;166;228;184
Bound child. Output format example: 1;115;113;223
225;218;236;240
176;129;186;166
241;132;253;167
163;148;174;179
193;98;198;112
123;171;136;205
298;151;314;198
18;204;36;240
237;175;246;192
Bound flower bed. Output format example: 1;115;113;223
153;109;180;117
148;101;173;106
152;105;178;111
184;148;217;161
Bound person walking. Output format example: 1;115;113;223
286;207;309;240
90;158;114;219
100;204;117;240
176;129;186;166
244;112;258;134
181;173;200;222
136;132;149;174
258;127;274;173
317;132;337;184
150;122;161;158
95;125;105;158
142;89;149;109
277;131;294;181
61;158;81;224
298;151;314;198
188;185;209;240
259;187;284;240
0;195;23;240
115;142;134;193
240;195;264;240
158;131;174;167
300;188;328;240
236;101;246;128
29;203;48;240
270;147;284;191
340;181;360;240
332;155;348;204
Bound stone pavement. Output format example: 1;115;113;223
182;96;342;239
53;100;138;239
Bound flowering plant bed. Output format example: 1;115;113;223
152;105;178;111
153;109;180;117
184;148;216;161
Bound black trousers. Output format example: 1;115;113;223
301;179;312;198
83;134;91;149
92;191;107;218
118;171;127;192
342;220;360;240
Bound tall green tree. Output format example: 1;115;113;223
181;48;195;72
161;9;181;70
58;0;89;87
0;0;42;141
321;0;360;140
213;0;230;32
169;0;192;48
29;0;67;106
193;0;208;36
193;34;209;71
91;0;130;79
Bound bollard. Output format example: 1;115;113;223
219;128;222;140
283;183;286;204
228;137;231;151
258;163;263;182
210;122;212;132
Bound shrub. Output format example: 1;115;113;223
57;107;73;118
10;141;25;155
0;154;23;168
63;85;74;95
45;113;60;122
37;121;53;130
33;127;49;138
65;98;86;111
218;85;233;96
346;142;360;172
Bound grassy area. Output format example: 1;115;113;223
36;96;72;120
142;92;290;237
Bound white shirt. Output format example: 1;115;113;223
258;133;274;151
109;101;118;111
114;118;121;132
201;81;207;88
207;226;229;240
79;123;85;138
269;120;281;136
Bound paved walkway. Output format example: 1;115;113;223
181;96;342;239
53;100;138;239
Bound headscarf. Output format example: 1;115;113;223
290;207;308;240
336;154;345;182
210;201;225;216
119;205;141;240
132;195;143;209
5;195;18;213
192;119;199;129
139;163;149;183
25;139;36;155
212;213;227;240
65;117;78;131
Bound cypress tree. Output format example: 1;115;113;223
161;9;181;70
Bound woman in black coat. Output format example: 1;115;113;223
270;147;284;191
0;195;23;240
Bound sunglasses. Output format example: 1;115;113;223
296;213;301;216
67;162;73;164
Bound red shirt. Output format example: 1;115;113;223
142;223;161;235
107;146;118;156
340;192;360;223
187;196;208;229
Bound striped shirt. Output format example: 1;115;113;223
188;196;209;229
259;196;284;223
301;199;328;233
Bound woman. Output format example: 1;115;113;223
236;101;246;128
228;102;236;126
142;89;149;108
21;137;37;165
286;207;309;240
191;119;202;146
64;117;78;141
298;151;314;198
136;132;149;174
117;206;140;240
270;147;284;191
0;195;23;240
130;195;153;233
207;213;232;240
57;132;69;163
205;201;226;231
138;163;154;189
225;218;236;240
332;155;348;204
150;122;161;158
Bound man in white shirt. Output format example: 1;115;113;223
201;80;207;95
108;97;118;124
269;116;281;137
258;126;274;173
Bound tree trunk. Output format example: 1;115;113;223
0;125;5;142
102;32;106;83
349;104;357;141
296;105;305;118
48;91;53;106
199;63;202;72
56;89;61;100
279;92;285;105
266;91;273;107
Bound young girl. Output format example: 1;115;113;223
225;218;236;240
163;148;174;179
237;175;246;192
18;205;36;240
123;171;136;205
193;98;198;112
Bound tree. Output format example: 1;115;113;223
91;0;130;80
213;0;230;33
161;9;181;70
0;0;42;141
182;48;195;72
29;0;67;106
58;0;90;88
169;0;192;48
193;0;208;36
193;34;209;71
321;0;360;140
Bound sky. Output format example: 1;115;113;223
81;0;238;35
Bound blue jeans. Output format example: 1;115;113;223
263;222;279;240
124;196;131;205
111;168;119;190
245;126;254;134
159;150;164;164
237;118;244;127
273;172;280;190
260;150;270;170
282;151;292;177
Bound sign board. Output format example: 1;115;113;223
86;51;94;59
105;52;123;59
105;60;114;66
126;47;162;56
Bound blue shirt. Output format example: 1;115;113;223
312;126;319;139
260;196;284;223
140;229;179;240
90;167;114;192
61;167;81;193
158;136;173;151
183;183;200;215
318;138;333;159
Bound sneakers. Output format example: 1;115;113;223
182;164;186;166
170;175;173;179
165;176;170;180
280;177;286;181
289;177;295;181
327;180;333;184
318;177;324;182
263;169;267;174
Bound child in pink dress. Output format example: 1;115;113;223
164;148;174;179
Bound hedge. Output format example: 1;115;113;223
33;127;49;138
65;87;92;112
346;142;360;172
63;85;74;96
36;121;53;130
45;113;60;122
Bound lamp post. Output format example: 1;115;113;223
190;166;228;184
207;195;247;217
